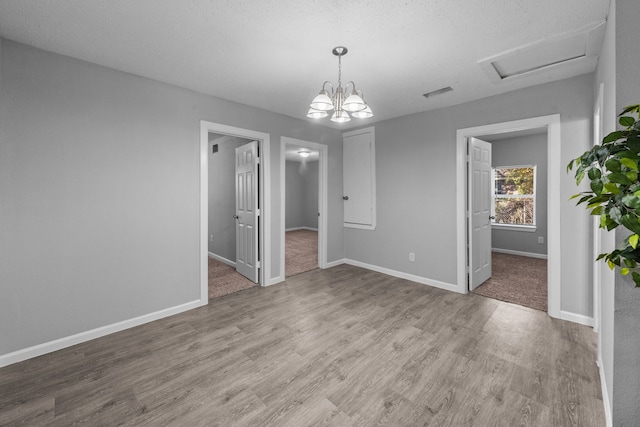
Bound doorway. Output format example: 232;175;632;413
199;121;271;303
206;133;259;299
455;115;561;318
469;131;549;311
280;137;328;281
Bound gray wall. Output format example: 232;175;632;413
490;133;548;256
0;40;344;357
285;160;319;230
344;73;594;318
208;134;250;262
613;0;640;424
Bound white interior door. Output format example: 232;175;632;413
469;137;492;290
235;141;259;283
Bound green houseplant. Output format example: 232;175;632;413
568;104;640;286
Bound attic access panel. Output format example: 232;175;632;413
479;21;605;82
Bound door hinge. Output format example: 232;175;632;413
256;208;260;216
256;157;260;164
256;261;261;268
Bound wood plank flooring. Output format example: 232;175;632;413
0;264;604;426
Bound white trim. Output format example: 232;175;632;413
0;300;203;368
325;258;346;268
559;310;594;327
598;355;613;427
345;259;461;294
208;252;236;267
343;126;376;230
280;137;329;279
491;224;537;232
491;164;538;229
265;276;285;286
491;248;548;259
593;82;604;335
285;226;318;232
200;121;271;291
456;114;562;319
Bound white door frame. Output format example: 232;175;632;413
200;121;271;302
280;137;328;279
456;114;561;319
593;83;604;335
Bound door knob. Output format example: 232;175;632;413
233;215;239;219
343;196;349;200
489;215;495;220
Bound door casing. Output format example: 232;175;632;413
200;121;271;303
456;115;561;319
279;137;328;280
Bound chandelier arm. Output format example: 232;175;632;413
321;81;334;94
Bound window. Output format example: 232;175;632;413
492;166;536;229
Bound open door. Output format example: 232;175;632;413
469;137;492;290
235;141;259;283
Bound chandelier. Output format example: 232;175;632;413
307;46;373;123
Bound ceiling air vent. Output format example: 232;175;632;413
479;20;605;83
423;86;453;99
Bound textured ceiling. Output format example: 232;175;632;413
0;0;610;129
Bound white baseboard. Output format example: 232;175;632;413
598;355;613;426
265;275;284;286
559;310;594;327
491;248;548;259
325;258;346;268
0;299;205;368
345;259;461;294
208;252;236;267
285;226;318;232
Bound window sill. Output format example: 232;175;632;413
491;223;537;232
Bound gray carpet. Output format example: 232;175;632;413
286;229;318;277
208;257;257;300
472;252;547;311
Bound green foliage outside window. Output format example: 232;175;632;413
493;167;535;225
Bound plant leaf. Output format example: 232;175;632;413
605;158;621;173
588;168;602;180
621;157;639;171
603;131;626;144
621;267;630;275
630;234;639;249
622;195;640;210
608;172;633;185
620;116;636;127
632;271;640;287
604;182;621;194
609;206;623;223
621;214;640;235
590;179;603;195
620;104;640;116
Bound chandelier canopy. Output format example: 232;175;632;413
307;46;373;123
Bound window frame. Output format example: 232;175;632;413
491;164;537;232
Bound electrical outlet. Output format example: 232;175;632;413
538;236;544;244
409;252;415;262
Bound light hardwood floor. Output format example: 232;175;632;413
0;264;604;426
